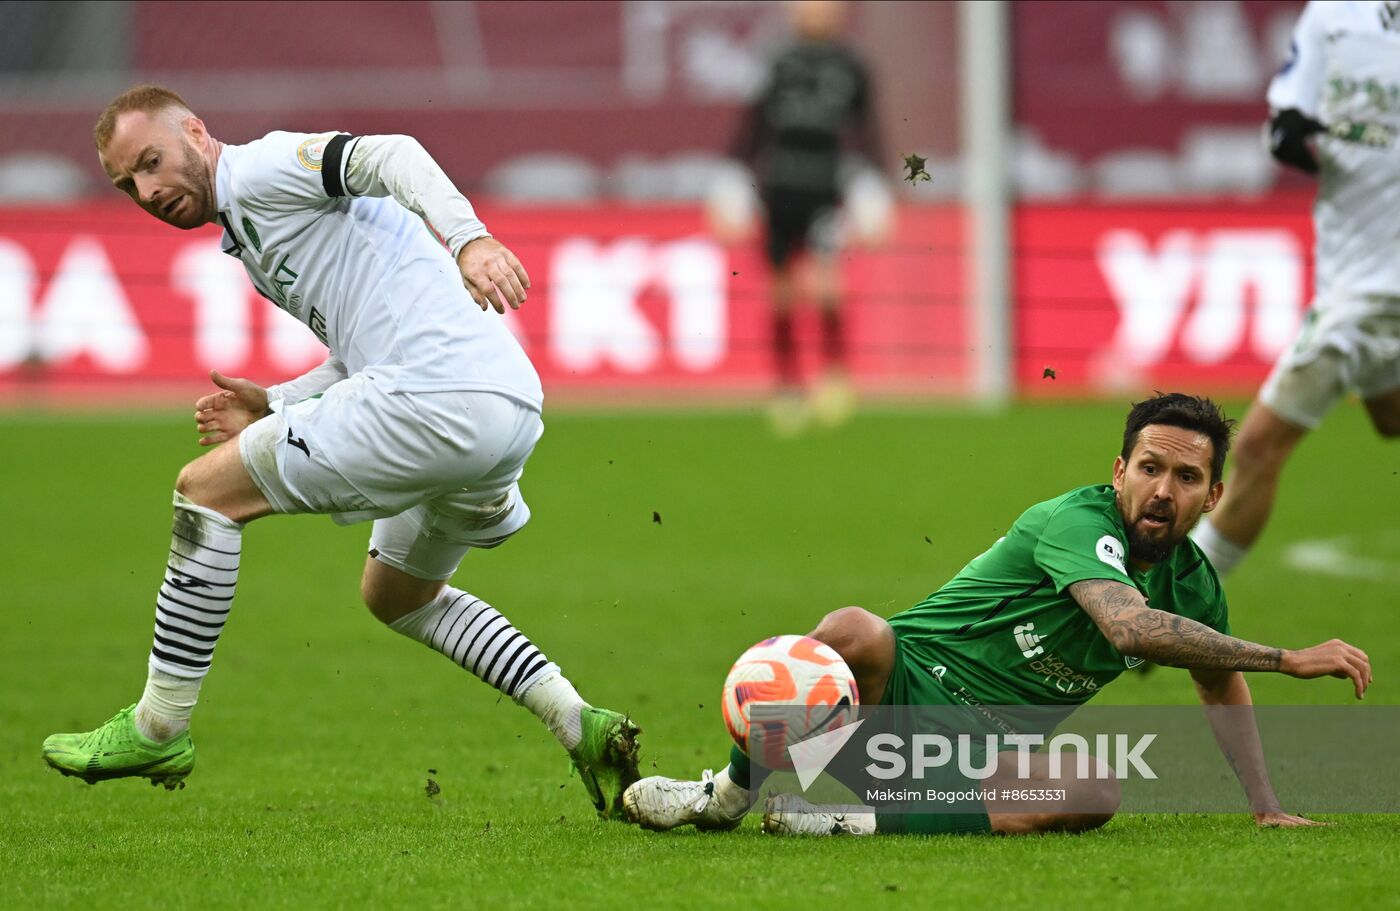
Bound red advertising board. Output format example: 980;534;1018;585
0;198;1318;404
0;203;965;402
1016;198;1314;395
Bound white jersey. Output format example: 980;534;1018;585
1268;1;1400;303
214;131;543;409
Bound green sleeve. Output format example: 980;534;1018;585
1032;503;1135;593
1212;596;1231;637
1201;564;1231;636
1159;550;1231;635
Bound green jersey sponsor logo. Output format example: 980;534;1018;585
1013;623;1044;658
889;485;1229;708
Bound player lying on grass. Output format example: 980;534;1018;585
625;393;1372;836
40;84;640;817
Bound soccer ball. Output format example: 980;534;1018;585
720;634;859;771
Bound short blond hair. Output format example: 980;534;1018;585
93;84;194;151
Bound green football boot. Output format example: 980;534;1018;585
569;707;641;820
42;704;195;790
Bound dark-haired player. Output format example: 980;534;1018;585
625;394;1371;836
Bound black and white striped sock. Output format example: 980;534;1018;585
391;586;583;746
134;492;242;741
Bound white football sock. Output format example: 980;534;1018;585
710;766;753;816
518;671;588;752
391;586;581;747
1191;518;1248;576
136;492;242;742
135;667;203;742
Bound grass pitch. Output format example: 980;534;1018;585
2;401;1396;908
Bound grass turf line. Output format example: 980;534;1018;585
1;402;1395;908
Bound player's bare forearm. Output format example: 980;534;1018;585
1191;670;1284;817
1068;579;1281;671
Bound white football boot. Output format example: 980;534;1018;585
761;794;877;836
622;769;747;831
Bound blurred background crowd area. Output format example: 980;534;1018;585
0;0;1320;404
0;0;1304;203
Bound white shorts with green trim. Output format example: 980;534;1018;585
1259;296;1400;429
239;372;542;580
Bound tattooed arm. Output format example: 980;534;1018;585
1068;579;1372;697
1191;669;1322;828
1069;579;1279;670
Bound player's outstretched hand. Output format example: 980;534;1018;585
1280;639;1372;699
1255;812;1328;828
457;236;530;313
194;370;270;446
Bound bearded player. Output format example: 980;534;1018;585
625;394;1371;836
40;85;641;818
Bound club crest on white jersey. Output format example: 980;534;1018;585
296;135;333;172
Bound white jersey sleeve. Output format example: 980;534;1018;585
1268;1;1329;117
345;135;490;260
229;131;357;213
231;132;490;266
266;354;347;408
215;131;543;409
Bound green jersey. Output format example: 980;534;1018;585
888;485;1229;708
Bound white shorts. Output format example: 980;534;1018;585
1259;297;1400;429
239;373;543;580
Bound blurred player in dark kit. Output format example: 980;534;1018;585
729;0;885;435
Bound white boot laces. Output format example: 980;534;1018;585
692;769;717;813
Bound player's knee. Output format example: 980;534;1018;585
174;452;234;509
1081;771;1121;815
811;606;893;672
1051;770;1120;833
360;573;382;617
174;460;209;505
1053;807;1116;834
996;808;1114;836
360;561;442;625
359;570;399;624
996;791;1118;835
991;754;1119;835
1369;411;1400;438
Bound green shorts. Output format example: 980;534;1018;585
871;635;993;835
882;635;963;709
